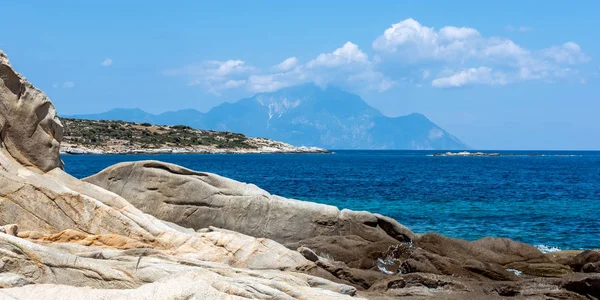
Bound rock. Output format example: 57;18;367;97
583;262;600;273
0;50;63;172
0;50;355;299
416;234;549;266
561;274;600;298
503;261;572;277
83;160;415;267
0;273;32;288
299;246;320;262
0;224;18;236
568;250;600;272
545;250;590;265
0;269;361;300
368;273;476;299
410;233;571;279
368;277;407;292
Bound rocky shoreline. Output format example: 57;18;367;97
1;49;600;299
60;145;330;155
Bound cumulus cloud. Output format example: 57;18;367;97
165;18;590;93
371;18;481;63
372;18;590;88
431;67;507;88
167;42;393;94
307;42;369;68
541;42;590;65
274;57;298;72
101;58;113;67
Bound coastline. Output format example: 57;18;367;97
60;144;330;155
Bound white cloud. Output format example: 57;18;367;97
541;42;590;65
274;57;298;72
432;67;507;88
307;42;369;68
372;18;590;87
164;60;254;95
371;18;481;63
165;18;590;93
101;58;113;67
438;26;480;41
482;39;529;59
167;42;392;94
221;79;246;89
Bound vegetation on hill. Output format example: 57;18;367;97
61;118;256;149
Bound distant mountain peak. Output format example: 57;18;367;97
65;85;467;150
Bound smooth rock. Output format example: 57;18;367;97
83;160;415;267
0;50;63;172
0;224;18;236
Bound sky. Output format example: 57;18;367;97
1;1;599;150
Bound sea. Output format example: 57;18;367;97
63;150;600;251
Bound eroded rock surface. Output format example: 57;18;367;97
0;50;357;299
84;160;415;268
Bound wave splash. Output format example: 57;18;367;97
535;244;562;253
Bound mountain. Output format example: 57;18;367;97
65;84;467;150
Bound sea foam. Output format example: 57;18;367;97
535;244;561;253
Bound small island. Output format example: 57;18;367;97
434;151;501;157
60;118;329;154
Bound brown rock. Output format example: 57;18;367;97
561;274;600;298
582;262;600;273
298;246;319;262
504;261;573;277
568;250;600;272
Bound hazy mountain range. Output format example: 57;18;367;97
66;84;467;150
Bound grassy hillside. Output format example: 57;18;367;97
61;118;257;149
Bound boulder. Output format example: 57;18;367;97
0;50;63;172
83;160;415;267
568;250;600;272
561;274;600;298
583;262;600;273
410;233;570;278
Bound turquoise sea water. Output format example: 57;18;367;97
63;150;600;250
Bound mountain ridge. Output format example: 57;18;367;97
66;84;468;150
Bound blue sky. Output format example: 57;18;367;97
1;1;599;149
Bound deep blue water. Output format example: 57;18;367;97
63;151;600;250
